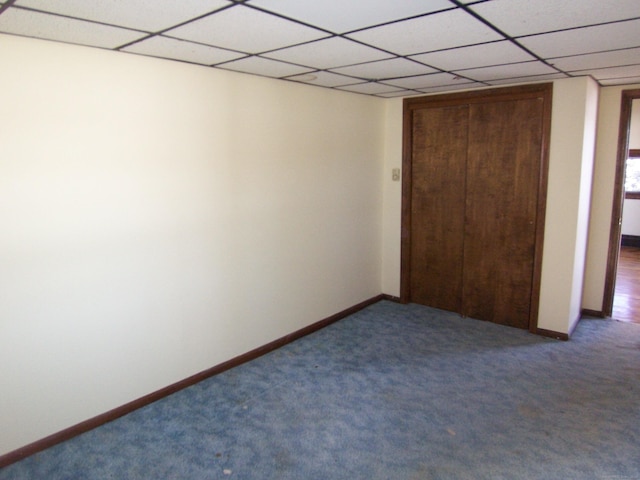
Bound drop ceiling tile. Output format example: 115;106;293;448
549;47;640;72
330;58;437;80
218;56;313;78
382;72;470;89
377;90;417;98
570;65;640;81
122;36;245;65
486;72;569;85
165;5;328;54
11;0;231;32
455;61;557;81
519;19;640;58
0;8;146;48
417;82;485;93
248;0;453;34
599;76;640;86
336;82;402;95
286;71;359;88
470;0;640;37
347;9;502;56
264;37;393;70
410;40;535;71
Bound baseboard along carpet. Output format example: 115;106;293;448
1;301;639;479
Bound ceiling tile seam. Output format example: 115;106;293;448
451;59;557;74
328;36;454;77
0;0;16;16
546;45;640;62
336;6;459;37
566;62;640;74
448;0;566;76
471;71;570;84
249;34;414;74
115;3;238;51
280;76;372;90
378;76;489;90
212;53;311;70
598;73;640;81
513;16;640;40
231;34;338;60
241;3;337;37
215;64;312;81
7;5;148;35
403;38;506;58
143;34;252;60
121;50;227;69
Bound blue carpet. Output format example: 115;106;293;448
1;301;639;479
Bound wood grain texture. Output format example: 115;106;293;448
401;83;552;332
612;246;640;324
463;98;543;329
409;105;468;312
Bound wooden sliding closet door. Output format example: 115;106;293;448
410;105;468;312
401;84;551;332
463;98;544;329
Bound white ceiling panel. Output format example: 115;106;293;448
248;0;453;34
486;72;569;85
549;48;640;72
455;61;557;82
165;5;328;54
470;0;640;37
599;76;640;86
417;82;485;93
12;0;231;32
218;56;313;78
123;36;245;66
347;9;502;56
383;72;469;90
377;90;418;98
1;1;640;95
264;37;393;70
286;71;360;88
519;19;640;58
330;58;437;80
336;82;403;95
570;65;640;81
410;40;535;71
0;8;146;48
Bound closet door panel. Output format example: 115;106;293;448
410;105;468;312
463;98;544;328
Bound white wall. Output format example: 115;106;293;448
583;84;640;312
0;34;385;456
381;98;403;297
538;77;598;334
621;99;640;236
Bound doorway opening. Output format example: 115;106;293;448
604;90;640;324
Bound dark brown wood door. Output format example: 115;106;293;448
403;85;551;332
409;105;468;312
463;98;544;328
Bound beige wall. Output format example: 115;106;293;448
583;84;640;312
538;77;598;333
0;30;625;458
0;34;385;456
381;98;403;297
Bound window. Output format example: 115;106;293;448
625;149;640;200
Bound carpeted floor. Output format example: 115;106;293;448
1;301;639;479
